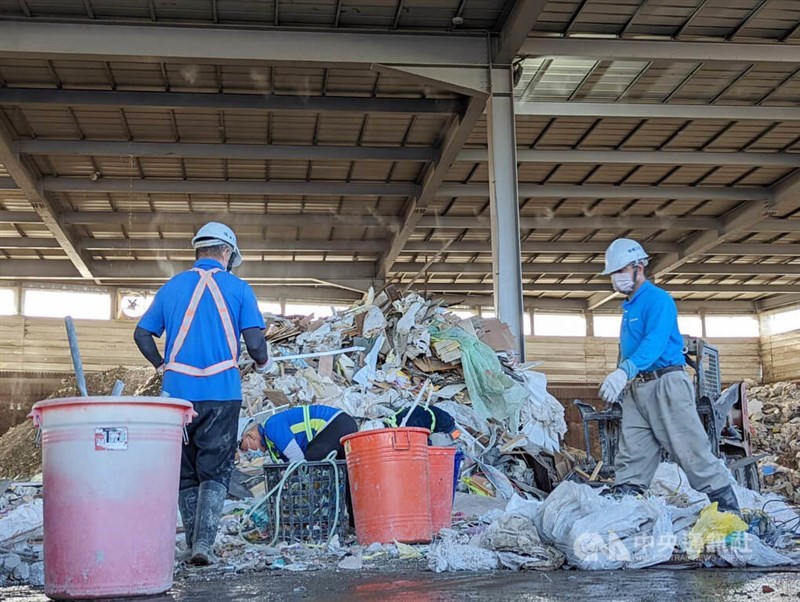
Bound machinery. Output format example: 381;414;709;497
574;336;760;490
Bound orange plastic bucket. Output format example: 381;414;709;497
428;447;457;532
341;427;432;544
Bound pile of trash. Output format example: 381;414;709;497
427;462;798;573
236;287;568;497
0;479;44;587
746;380;800;504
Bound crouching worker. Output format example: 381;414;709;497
384;406;460;447
239;404;358;462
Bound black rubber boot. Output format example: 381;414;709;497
177;487;198;561
707;485;742;516
191;480;227;566
604;483;647;498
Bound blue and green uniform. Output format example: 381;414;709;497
261;405;342;462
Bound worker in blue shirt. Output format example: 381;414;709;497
598;238;740;515
133;222;271;565
238;404;358;462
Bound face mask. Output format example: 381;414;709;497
612;271;635;294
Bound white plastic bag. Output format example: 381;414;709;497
504;493;542;522
536;481;675;570
715;532;797;567
0;499;43;544
428;530;499;572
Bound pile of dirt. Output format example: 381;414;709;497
0;420;39;480
0;367;159;479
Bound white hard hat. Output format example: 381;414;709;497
236;417;257;444
191;222;242;267
601;238;649;275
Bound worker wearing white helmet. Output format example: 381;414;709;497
599;238;740;515
133;222;273;565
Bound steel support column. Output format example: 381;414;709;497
487;67;525;358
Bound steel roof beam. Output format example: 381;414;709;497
0;88;462;114
80;238;386;253
414;282;800;294
0;21;489;68
513;101;800;121
0;238;61;249
494;0;549;64
0;119;94;280
11;238;794;257
19;140;438;163
0;259;377;281
521;37;800;64
756;294;800;312
379;97;488;276
437;183;771;200
393;262;800;276
458;149;800;168
15;140;800;168
42;178;419;197
404;241;800;256
588;170;800;309
54;211;402;229
420;215;725;230
4;210;795;234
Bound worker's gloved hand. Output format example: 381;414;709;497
254;342;276;374
599;368;628;403
253;358;274;374
156;362;165;375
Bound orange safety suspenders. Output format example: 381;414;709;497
164;268;239;377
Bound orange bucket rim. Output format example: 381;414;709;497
340;426;431;445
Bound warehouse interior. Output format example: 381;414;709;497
0;0;798;425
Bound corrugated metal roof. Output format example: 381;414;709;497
0;1;798;308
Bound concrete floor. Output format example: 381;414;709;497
2;568;799;602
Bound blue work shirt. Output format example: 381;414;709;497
261;405;341;459
618;280;686;379
137;258;265;402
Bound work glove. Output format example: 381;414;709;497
254;341;276;374
253;358;274;374
156;362;165;375
599;368;628;404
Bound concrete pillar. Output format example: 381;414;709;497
487;67;525;359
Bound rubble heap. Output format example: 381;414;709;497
236;288;569;496
746;380;800;505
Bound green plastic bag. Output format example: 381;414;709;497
686;502;747;559
433;327;527;431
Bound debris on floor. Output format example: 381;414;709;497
0;479;43;587
1;288;798;589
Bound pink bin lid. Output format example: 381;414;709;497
32;396;193;411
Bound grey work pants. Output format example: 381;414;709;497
614;370;730;493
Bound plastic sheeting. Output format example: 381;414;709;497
535;481;675;570
477;513;564;571
428;530;500;572
518;371;567;453
0;499;43;545
433;328;527;431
